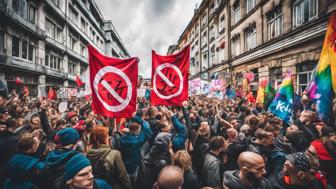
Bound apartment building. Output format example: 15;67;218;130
171;0;336;94
0;0;129;96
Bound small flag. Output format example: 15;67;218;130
47;88;57;100
23;85;29;97
75;76;84;87
264;82;276;109
268;75;294;124
15;77;24;85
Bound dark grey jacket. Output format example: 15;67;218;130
201;152;223;189
223;170;272;189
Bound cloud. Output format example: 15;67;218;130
95;0;202;78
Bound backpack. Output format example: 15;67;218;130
227;138;251;170
91;151;116;186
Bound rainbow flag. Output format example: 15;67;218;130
268;75;294;124
264;82;276;109
256;85;265;105
306;13;336;123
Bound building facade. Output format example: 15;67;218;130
0;0;129;96
171;0;336;94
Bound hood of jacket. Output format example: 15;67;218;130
273;135;295;154
86;144;111;163
45;149;78;166
7;154;46;180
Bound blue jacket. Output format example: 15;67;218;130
3;154;46;189
171;115;187;152
119;116;152;174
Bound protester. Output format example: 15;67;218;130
153;165;184;189
87;126;132;189
172;150;200;189
1;79;336;189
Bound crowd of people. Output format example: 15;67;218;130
0;87;336;189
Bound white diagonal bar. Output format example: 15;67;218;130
157;69;174;87
101;80;127;105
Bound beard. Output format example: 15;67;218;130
245;171;262;185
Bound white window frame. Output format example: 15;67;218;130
246;0;256;13
267;8;283;40
233;2;240;24
293;0;318;28
246;26;256;51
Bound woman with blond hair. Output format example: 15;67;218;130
173;150;200;189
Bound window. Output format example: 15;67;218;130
0;32;4;55
231;36;240;57
297;62;316;94
293;0;317;28
267;8;283;39
270;67;282;89
28;44;34;61
45;19;55;39
12;0;21;13
28;4;36;24
233;1;240;24
209;25;216;42
80;18;86;32
69;5;78;23
210;46;216;67
246;0;256;13
246;25;256;50
68;60;77;75
22;40;28;59
218;46;225;62
80;43;86;57
202;13;207;29
56;27;63;42
45;49;62;70
12;36;20;57
202;31;207;48
219;15;225;33
69;34;77;51
52;0;61;7
202;52;208;70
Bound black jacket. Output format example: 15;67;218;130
192;137;209;178
135;145;170;189
201;152;224;189
268;170;324;189
0;130;18;186
183;170;200;189
223;170;272;189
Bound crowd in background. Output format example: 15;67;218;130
0;87;336;189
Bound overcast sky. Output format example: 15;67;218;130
95;0;202;78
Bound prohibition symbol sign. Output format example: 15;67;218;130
153;63;183;99
93;66;132;112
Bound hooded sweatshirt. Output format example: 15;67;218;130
3;154;46;189
223;170;272;189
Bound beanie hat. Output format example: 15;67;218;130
54;127;79;146
155;132;172;147
286;152;311;172
67;111;77;120
64;153;91;181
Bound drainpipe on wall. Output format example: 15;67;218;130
227;0;233;85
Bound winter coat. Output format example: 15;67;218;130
183;169;201;189
87;144;132;189
268;170;324;189
145;117;159;144
119;116;152;174
192;136;209;178
223;170;272;189
201;152;224;189
136;144;171;189
3;154;46;189
270;136;296;173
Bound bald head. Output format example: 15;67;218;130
238;152;264;169
154;166;184;189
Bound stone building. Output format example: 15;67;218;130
0;0;129;96
171;0;336;94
